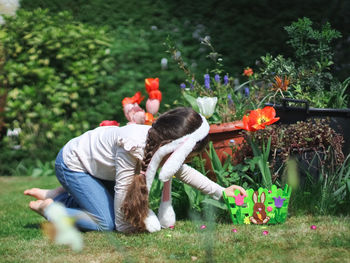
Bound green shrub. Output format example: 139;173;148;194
0;9;115;161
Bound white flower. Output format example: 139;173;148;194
45;203;83;251
0;0;20;16
196;96;218;118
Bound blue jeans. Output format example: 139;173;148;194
49;149;115;231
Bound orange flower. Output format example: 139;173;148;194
148;89;162;101
272;76;290;92
243;67;253;77
122;91;145;106
144;112;154;125
236;106;279;131
145;78;159;93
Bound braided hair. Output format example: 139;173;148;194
121;107;209;231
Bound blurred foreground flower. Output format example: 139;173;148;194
42;203;83;251
196;96;217;118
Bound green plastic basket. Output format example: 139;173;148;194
222;184;292;225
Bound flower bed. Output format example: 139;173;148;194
222;184;292;225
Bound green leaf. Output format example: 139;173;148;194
182;92;199;112
209;141;223;172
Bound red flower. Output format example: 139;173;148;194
122;91;145;106
148;89;162;101
145;78;159;93
99;120;120;126
236;106;279;131
243;67;253;77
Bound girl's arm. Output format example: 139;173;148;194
174;164;247;199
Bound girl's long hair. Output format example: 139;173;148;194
121;107;209;231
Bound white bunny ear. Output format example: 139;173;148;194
253;191;258;203
260;192;266;203
145;138;182;191
158;138;195;182
145;114;209;186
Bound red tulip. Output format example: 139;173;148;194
99;120;120;126
122;91;144;106
146;99;160;115
148;89;162;101
145;78;159;93
123;103;145;124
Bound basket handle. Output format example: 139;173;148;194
282;98;309;113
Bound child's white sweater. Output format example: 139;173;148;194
62;124;224;232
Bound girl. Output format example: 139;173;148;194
24;107;246;233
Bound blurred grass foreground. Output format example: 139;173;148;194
1;176;349;263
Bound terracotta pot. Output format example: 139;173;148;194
203;120;245;180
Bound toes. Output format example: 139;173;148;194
29;200;43;210
24;188;36;196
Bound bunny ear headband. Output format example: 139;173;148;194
145;114;209;190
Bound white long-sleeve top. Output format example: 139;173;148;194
62;124;224;232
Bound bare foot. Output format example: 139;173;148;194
29;199;54;216
24;187;65;200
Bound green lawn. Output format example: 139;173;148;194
1;176;349;263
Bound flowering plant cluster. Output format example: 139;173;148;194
99;78;161;127
121;78;161;125
167;38;254;124
235;106;280;189
241;18;349;109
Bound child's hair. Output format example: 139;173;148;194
121;107;209;231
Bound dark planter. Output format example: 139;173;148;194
266;98;350;156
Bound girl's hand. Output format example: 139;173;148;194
224;185;247;197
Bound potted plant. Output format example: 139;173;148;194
167;38;255;169
235;118;345;187
242;17;350;155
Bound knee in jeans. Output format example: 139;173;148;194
99;217;115;231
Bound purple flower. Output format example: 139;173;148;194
244;87;250;97
204;74;211;90
224;75;229;85
273;196;286;208
180;83;186;89
214;74;220;83
190;79;194;90
227;94;234;107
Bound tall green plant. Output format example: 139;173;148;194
247;136;273;189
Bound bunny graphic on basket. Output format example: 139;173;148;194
250;191;270;224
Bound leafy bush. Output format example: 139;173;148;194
0;9;115;161
250;17;348;108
